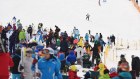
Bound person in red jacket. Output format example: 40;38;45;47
68;63;80;79
0;51;14;79
109;68;119;78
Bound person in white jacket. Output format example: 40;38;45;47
74;46;85;65
25;31;30;43
18;48;34;79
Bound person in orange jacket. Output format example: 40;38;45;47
0;52;14;79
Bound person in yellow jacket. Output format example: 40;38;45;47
99;69;110;79
98;63;106;76
77;37;84;47
19;29;26;42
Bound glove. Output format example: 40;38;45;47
20;65;24;71
32;58;38;65
36;73;41;77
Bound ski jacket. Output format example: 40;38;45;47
38;57;62;79
0;53;14;77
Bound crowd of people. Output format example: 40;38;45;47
0;18;140;79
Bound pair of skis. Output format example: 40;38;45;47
0;34;6;53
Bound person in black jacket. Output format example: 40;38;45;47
1;27;8;52
27;25;33;37
10;49;21;79
91;44;100;66
60;37;68;56
9;30;18;55
131;56;140;78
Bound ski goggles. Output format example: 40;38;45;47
42;49;50;54
26;51;33;54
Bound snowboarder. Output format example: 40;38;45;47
86;13;90;21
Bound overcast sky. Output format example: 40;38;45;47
0;0;140;41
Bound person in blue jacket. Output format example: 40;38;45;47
112;71;132;79
37;47;62;79
85;33;89;42
67;51;76;65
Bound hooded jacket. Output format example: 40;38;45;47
38;57;62;79
67;51;76;64
60;38;68;52
99;63;106;76
68;65;80;79
0;53;14;77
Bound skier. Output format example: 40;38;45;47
94;33;99;44
27;25;33;37
85;33;89;42
86;13;90;21
36;47;62;79
74;46;85;65
18;48;34;79
0;32;14;79
19;29;26;43
60;37;69;56
10;49;21;79
91;44;101;66
131;56;140;78
73;27;80;39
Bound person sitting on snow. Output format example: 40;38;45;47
109;67;119;78
117;55;129;73
84;71;92;79
68;62;80;79
67;51;77;65
82;53;91;68
99;69;110;79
